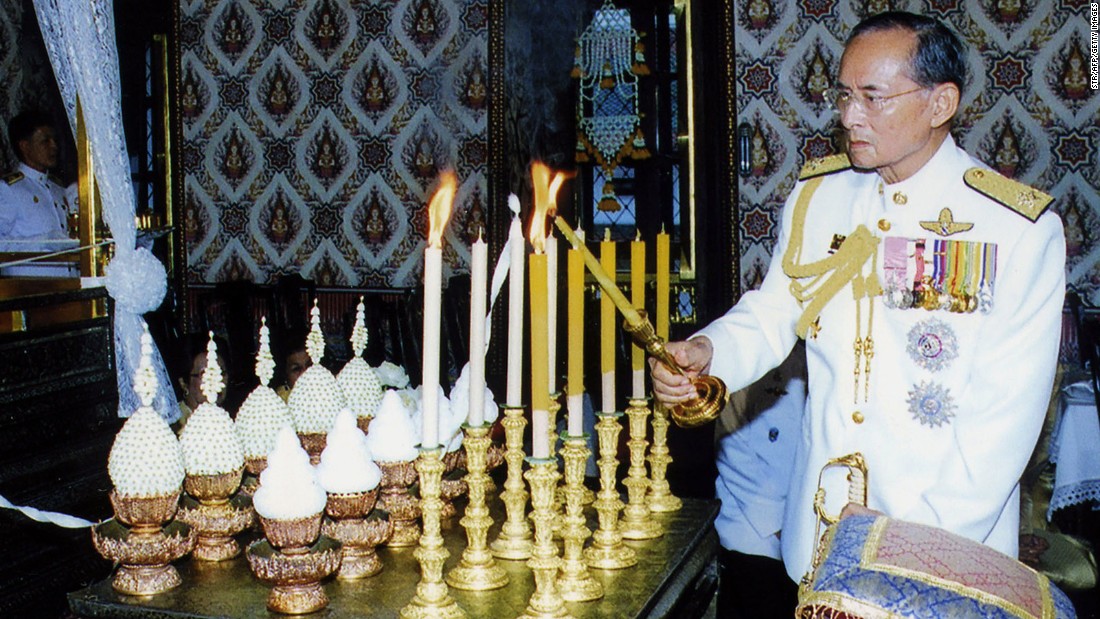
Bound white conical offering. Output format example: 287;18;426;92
445;365;501;451
317;409;382;494
237;318;295;460
411;384;457;450
108;326;185;498
365;390;419;462
288;300;346;434
253;426;328;520
374;360;410;389
179;334;245;476
337;298;384;421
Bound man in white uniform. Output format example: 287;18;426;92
652;11;1065;600
0;110;72;240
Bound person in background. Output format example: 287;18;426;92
273;328;311;402
173;333;230;433
0;110;75;240
714;343;806;618
652;11;1065;600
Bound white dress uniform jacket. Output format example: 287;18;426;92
0;162;71;240
695;136;1065;582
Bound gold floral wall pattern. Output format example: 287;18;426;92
179;0;490;287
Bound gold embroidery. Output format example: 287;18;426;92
919;207;974;237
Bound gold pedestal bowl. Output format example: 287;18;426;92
323;489;387;579
177;469;252;561
247;514;341;615
93;491;194;596
377;460;421;547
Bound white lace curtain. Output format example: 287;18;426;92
32;0;177;423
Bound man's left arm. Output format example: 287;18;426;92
920;211;1066;543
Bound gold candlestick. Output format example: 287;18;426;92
548;393;562;457
490;404;533;560
558;433;603;601
646;402;682;512
400;446;465;619
584;411;637;570
446;423;508;591
620;398;663;540
519;457;573;619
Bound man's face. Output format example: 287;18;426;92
837;30;943;184
18;126;58;172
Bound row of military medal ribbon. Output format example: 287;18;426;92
881;236;997;314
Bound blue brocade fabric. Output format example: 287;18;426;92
797;514;1077;619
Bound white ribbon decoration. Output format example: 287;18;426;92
0;494;94;528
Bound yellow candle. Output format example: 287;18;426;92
630;232;646;398
600;229;616;413
529;251;550;459
554;217;642;326
656;227;670;340
566;230;585;436
546;235;558;394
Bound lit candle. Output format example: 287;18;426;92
567;229;585;436
631;231;645;399
468;230;488;426
600;229;616;413
546;234;558;394
656;226;670;341
421;172;457;448
506;207;525;407
529;249;549;459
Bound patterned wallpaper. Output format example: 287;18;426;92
178;0;490;287
732;0;1099;305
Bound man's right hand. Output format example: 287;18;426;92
650;337;714;406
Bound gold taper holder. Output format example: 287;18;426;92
620;398;662;540
92;491;195;596
549;393;565;536
177;468;253;561
377;460;421;547
621;316;727;428
645;402;682;512
323;489;384;579
584;411;637;570
553;215;726;428
519;457;574;619
400;446;466;619
490;404;533;560
447;423;509;590
557;433;603;601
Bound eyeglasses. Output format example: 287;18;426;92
823;86;928;114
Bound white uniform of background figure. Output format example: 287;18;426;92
696;135;1065;581
0;162;73;240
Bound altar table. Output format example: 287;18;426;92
68;497;719;619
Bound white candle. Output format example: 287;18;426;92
546;234;558;394
506;214;525;407
421;172;457;448
468;231;488;426
422;245;442;447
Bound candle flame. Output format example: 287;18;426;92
529;162;572;252
427;171;457;248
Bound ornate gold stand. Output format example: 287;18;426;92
645;402;682;513
177;469;253;561
323;489;388;580
557;434;603;601
377;460;421;547
620;398;662;540
490;404;532;560
92;492;195;596
400;446;465;619
446;423;508;591
247;514;341;615
519;458;573;619
584;411;637;570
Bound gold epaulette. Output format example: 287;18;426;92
799;154;851;180
3;171;24;185
963;167;1052;222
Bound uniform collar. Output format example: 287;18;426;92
879;134;963;199
18;162;50;185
